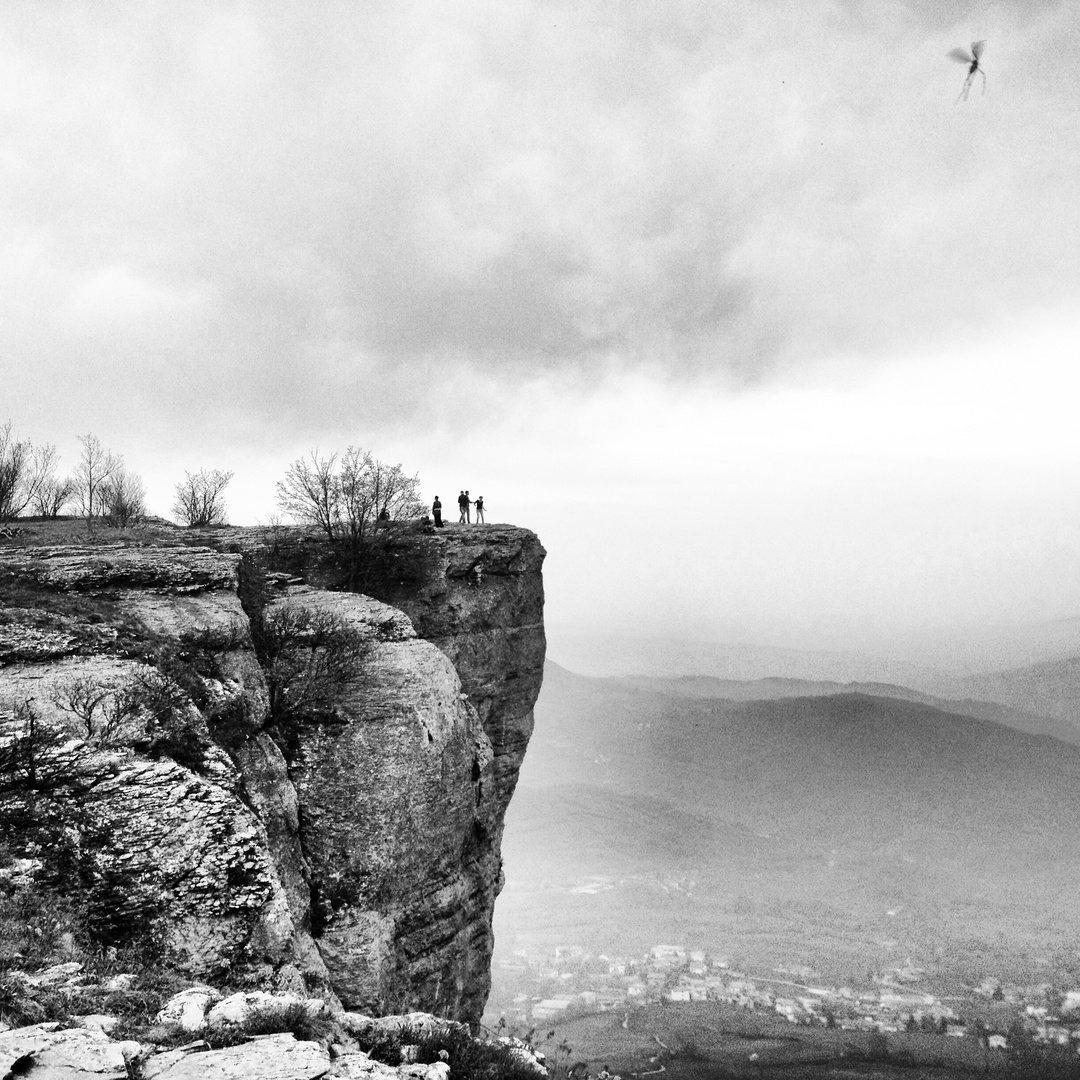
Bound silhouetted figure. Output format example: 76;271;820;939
378;508;390;521
948;40;986;101
458;491;468;523
432;496;443;527
464;490;473;523
475;495;485;523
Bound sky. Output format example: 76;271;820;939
3;0;1080;665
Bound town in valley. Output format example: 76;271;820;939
486;939;1080;1056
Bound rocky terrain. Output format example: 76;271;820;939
0;975;549;1080
0;523;546;1026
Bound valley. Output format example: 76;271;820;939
487;659;1080;1072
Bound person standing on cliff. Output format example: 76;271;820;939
432;496;443;527
458;491;468;523
475;495;485;523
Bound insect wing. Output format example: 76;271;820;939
947;47;973;63
971;40;985;59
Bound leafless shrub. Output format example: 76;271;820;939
32;469;76;518
172;468;234;527
256;605;372;725
22;443;70;519
100;467;146;528
0;698;76;793
50;677;143;745
275;449;338;538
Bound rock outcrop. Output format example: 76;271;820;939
0;525;545;1025
361;525;547;821
261;587;500;1020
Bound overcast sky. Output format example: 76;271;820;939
3;0;1079;663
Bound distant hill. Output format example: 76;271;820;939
609;672;1080;745
522;664;1080;847
932;654;1080;736
496;662;1080;981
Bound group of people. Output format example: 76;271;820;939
430;490;485;527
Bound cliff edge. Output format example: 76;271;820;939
0;524;545;1026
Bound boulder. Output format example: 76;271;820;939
155;987;221;1032
204;991;325;1029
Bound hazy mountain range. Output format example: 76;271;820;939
609;672;1080;746
933;655;1080;737
547;618;1080;691
496;656;1080;986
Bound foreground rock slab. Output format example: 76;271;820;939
141;1033;330;1080
0;1023;131;1079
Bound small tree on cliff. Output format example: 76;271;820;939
275;447;423;587
275;449;338;538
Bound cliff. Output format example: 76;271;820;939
0;524;545;1026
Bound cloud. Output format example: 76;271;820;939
0;0;1078;450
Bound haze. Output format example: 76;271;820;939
3;0;1079;667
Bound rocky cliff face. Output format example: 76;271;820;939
0;525;545;1025
360;526;547;821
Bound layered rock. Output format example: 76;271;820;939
0;544;305;979
0;526;545;1025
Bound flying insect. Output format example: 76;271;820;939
948;40;986;102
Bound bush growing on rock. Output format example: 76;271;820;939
47;662;211;770
0;697;80;795
350;1018;549;1080
254;604;372;729
51;676;143;746
205;998;336;1048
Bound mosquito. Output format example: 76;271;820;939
948;40;986;102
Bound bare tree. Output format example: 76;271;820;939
275;449;338;538
24;444;74;518
338;448;423;549
275;446;422;589
276;447;421;540
73;434;122;525
0;422;36;521
172;468;234;526
100;467;146;528
33;472;76;519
